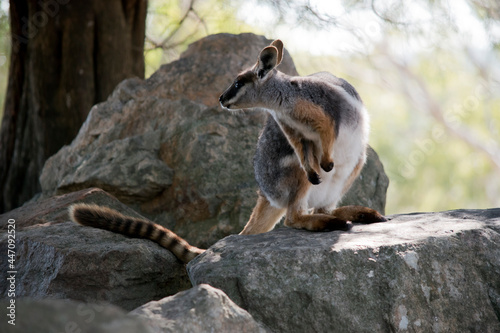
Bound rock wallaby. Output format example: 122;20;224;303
219;39;386;235
69;39;386;264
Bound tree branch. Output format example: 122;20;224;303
145;0;204;51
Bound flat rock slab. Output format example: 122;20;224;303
188;208;500;333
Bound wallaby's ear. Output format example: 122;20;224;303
271;39;284;65
256;46;278;79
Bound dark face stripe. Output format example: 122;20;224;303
221;85;238;103
220;71;256;104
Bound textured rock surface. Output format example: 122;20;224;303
130;284;268;333
39;33;388;248
0;188;191;311
0;298;153;333
188;208;500;333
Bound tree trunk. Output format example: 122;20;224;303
0;0;147;213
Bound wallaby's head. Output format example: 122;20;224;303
219;39;284;110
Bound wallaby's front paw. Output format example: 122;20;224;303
307;171;321;185
321;160;334;172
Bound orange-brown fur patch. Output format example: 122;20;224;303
240;193;286;235
292;99;335;167
276;99;337;183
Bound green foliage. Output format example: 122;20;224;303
145;0;257;77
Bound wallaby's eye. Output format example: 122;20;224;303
234;81;243;89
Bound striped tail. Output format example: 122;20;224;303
68;203;205;263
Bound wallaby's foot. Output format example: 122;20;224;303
331;205;387;224
321;160;334;172
285;214;352;232
307;171;321;185
322;217;352;231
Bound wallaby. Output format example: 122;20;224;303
69;39;386;264
219;39;386;234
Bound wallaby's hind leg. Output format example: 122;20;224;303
283;171;351;232
240;193;286;235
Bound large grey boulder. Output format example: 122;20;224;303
130;284;268;333
0;298;153;333
188;208;500;333
39;33;388;248
0;188;191;311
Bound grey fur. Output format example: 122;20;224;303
253;117;296;202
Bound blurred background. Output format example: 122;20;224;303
0;0;499;214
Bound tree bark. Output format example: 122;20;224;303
0;0;147;212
